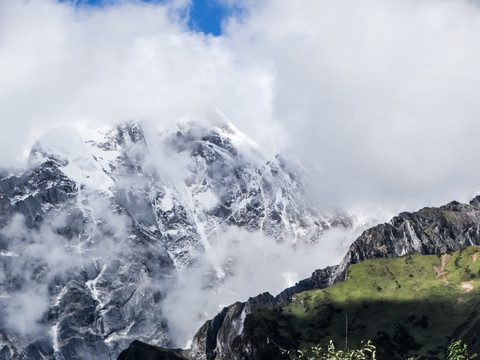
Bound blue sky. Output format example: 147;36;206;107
187;0;232;36
61;0;233;36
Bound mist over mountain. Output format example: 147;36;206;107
2;1;480;359
0;120;361;359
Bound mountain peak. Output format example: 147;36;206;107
0;120;351;359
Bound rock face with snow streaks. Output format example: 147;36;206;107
0;121;343;360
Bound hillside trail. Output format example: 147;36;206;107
459;251;480;294
433;254;451;284
460;251;480;293
455;251;480;338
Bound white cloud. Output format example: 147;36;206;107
5;286;50;335
161;226;357;347
220;0;480;215
0;0;278;168
2;0;480;217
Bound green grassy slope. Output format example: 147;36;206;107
238;246;480;360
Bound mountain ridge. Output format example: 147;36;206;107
138;195;480;360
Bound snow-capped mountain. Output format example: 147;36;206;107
0;121;353;359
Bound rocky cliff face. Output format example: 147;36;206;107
0;121;347;360
187;196;480;360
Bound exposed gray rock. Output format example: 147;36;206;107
339;197;480;277
23;339;55;360
0;160;76;228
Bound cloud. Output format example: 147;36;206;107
0;0;278;169
0;213;76;336
2;0;480;219
0;197;131;337
160;226;358;347
221;0;480;216
4;286;50;335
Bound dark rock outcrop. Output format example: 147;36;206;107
343;197;480;268
118;341;186;360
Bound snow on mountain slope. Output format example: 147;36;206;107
0;120;355;359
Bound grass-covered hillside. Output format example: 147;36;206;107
237;246;480;360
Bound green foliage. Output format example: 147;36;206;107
240;246;480;359
288;340;376;360
447;339;478;360
287;339;475;360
